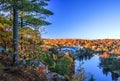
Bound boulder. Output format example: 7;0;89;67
47;72;65;81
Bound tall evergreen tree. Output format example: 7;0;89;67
0;0;53;63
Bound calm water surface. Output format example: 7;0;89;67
75;55;120;81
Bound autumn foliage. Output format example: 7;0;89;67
43;39;120;55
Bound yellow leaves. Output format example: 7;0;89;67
69;57;73;63
0;23;13;50
19;12;26;17
52;54;57;61
91;45;97;50
0;23;5;29
65;52;73;63
71;75;79;81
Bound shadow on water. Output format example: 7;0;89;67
99;56;120;81
75;54;120;81
102;68;119;81
77;54;93;61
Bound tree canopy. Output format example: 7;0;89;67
0;0;53;28
0;0;53;63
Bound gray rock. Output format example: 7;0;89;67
0;46;5;53
35;61;44;66
20;60;27;65
47;72;65;81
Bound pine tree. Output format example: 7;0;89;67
0;0;53;63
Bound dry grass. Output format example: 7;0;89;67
0;53;47;81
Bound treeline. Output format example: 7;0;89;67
43;39;120;55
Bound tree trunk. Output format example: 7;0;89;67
13;6;19;63
13;6;18;53
21;17;23;28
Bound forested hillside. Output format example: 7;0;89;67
43;39;120;55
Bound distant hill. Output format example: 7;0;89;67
43;39;120;55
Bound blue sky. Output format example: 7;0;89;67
42;0;120;39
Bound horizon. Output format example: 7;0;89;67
42;0;120;39
42;37;120;40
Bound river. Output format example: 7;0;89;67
75;55;120;81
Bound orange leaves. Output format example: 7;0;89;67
101;52;110;58
116;47;120;55
43;39;120;55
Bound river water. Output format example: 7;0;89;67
75;55;120;81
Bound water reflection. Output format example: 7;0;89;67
111;72;119;81
102;68;110;76
99;55;120;81
75;54;120;81
77;54;93;61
